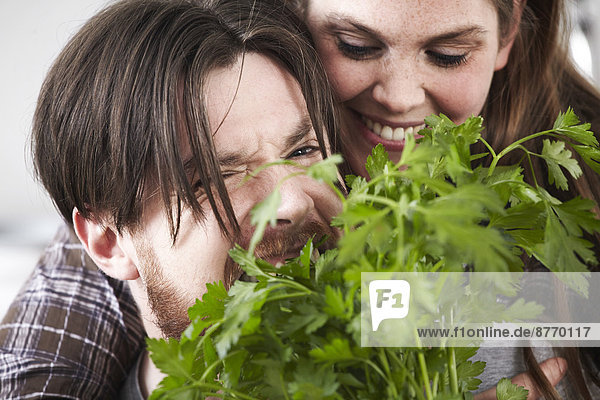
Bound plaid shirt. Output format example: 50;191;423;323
0;224;146;399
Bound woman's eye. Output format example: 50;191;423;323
336;38;378;60
288;146;318;159
426;50;468;68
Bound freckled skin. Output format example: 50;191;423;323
304;0;513;176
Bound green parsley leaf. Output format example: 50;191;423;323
540;139;582;190
495;377;528;400
215;281;270;357
184;281;227;340
248;188;281;253
365;144;392;179
306;154;343;183
572;144;600;175
146;337;195;382
553;108;598;146
309;337;355;362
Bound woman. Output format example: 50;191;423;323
295;0;600;200
290;0;600;398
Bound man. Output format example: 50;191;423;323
0;0;341;397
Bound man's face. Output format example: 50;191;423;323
125;53;342;338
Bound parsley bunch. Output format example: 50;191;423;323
148;109;600;400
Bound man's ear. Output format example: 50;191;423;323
72;208;140;280
494;0;526;71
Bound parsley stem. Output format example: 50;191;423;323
487;130;559;177
523;149;541;188
479;137;496;159
190;321;223;360
327;180;348;203
341;386;358;400
270;279;313;295
365;359;372;390
414;333;434;400
393;199;407;270
448;347;459;395
386;349;403;367
363;359;392;384
198;358;224;383
364;169;407;194
188;382;260;400
417;351;433;400
352;194;400;209
377;349;398;397
264;291;309;303
405;355;427;400
280;371;291;400
432;371;439;396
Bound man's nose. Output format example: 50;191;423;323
371;57;425;114
274;172;314;228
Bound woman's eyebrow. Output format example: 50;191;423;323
324;13;379;37
427;26;489;44
324;13;487;44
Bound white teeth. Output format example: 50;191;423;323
392;127;404;141
372;122;382;135
381;125;393;140
361;116;425;142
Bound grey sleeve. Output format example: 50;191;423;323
472;346;584;399
472;347;527;393
118;351;146;400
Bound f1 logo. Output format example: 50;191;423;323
369;280;410;331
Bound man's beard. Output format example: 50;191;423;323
138;217;339;339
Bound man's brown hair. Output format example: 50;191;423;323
32;0;340;239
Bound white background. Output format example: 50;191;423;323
0;0;112;316
0;0;598;317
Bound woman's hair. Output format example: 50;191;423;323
484;0;600;206
31;0;340;240
487;3;600;393
470;2;600;398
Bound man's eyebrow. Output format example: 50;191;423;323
218;114;315;166
284;114;314;150
185;114;316;173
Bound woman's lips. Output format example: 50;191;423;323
362;116;426;142
350;111;425;152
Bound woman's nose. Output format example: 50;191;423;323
371;59;425;114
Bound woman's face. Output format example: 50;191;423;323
304;0;514;176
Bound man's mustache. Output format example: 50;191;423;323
224;219;339;288
256;219;338;260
